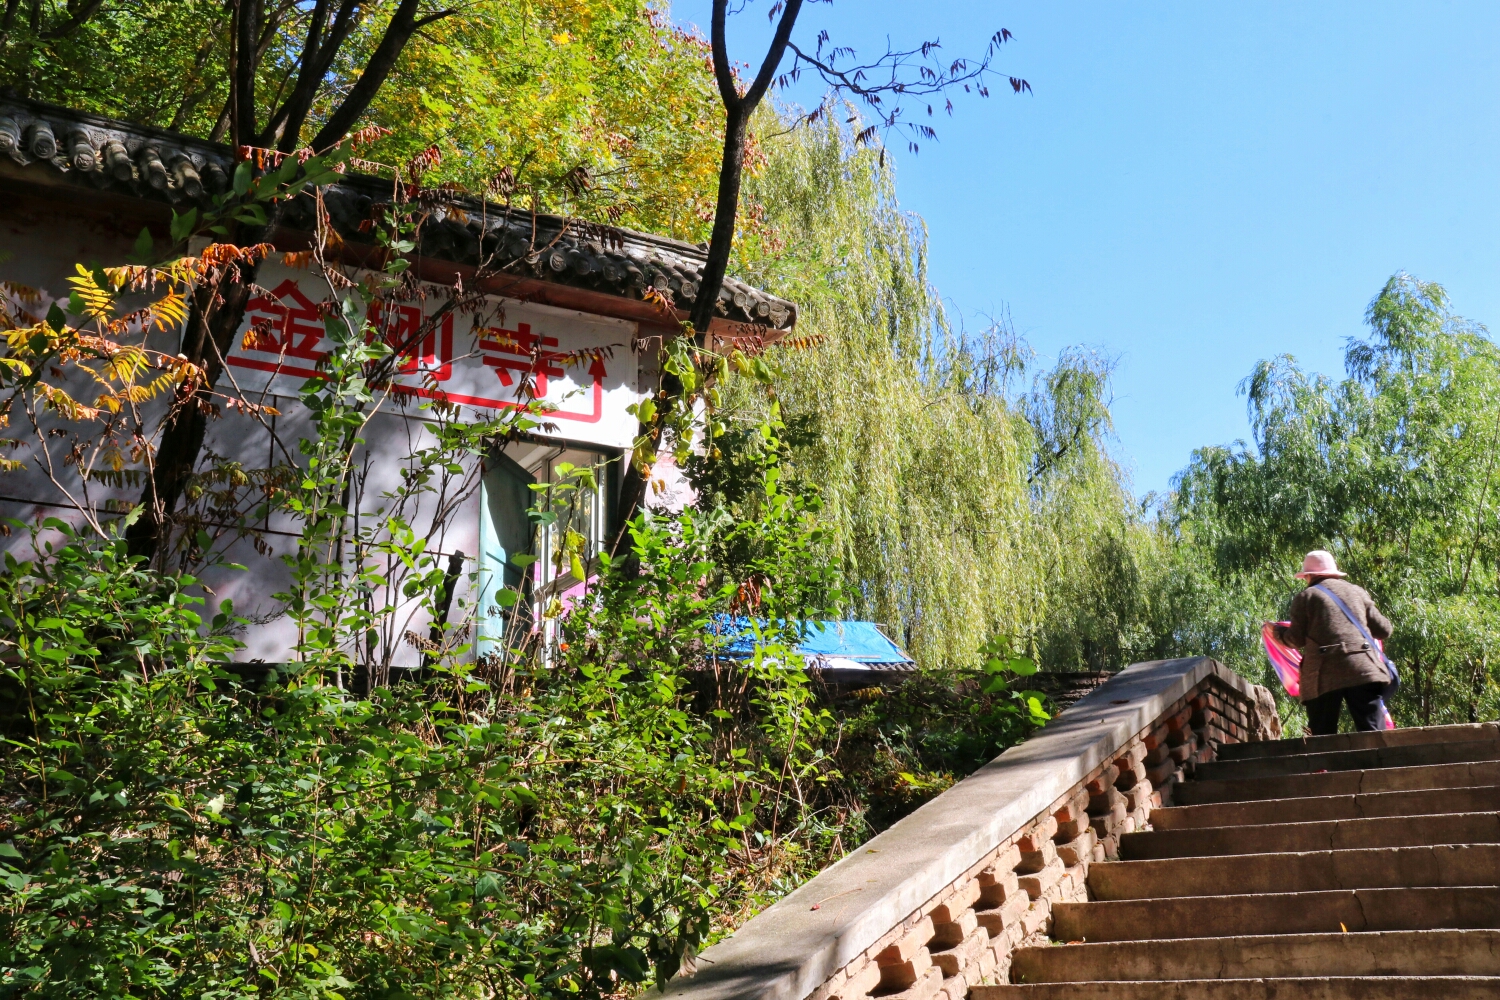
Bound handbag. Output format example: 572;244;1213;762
1313;584;1401;699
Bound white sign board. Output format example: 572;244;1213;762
224;263;644;448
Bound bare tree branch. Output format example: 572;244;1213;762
785;29;1028;153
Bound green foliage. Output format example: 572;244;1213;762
1171;273;1500;727
2;1;727;238
723;107;1175;674
0;443;866;998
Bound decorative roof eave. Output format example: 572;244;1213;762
0;97;798;337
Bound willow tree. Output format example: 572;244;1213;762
612;1;1031;528
1172;273;1500;726
711;110;1173;672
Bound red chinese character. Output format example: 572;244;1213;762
478;322;565;396
242;279;328;362
367;301;454;381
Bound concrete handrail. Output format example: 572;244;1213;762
664;657;1278;1000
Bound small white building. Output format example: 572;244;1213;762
0;97;797;671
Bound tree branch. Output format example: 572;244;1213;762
784;29;1027;152
743;0;802;108
266;0;361;151
40;0;103;38
308;0;451;152
231;0;259;149
709;0;739;109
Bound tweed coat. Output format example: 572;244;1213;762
1285;578;1394;702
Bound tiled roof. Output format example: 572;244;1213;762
0;98;796;331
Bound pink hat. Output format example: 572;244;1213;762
1295;549;1346;579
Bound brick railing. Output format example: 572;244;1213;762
664;657;1281;1000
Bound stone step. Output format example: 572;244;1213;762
1215;723;1500;761
1174;760;1500;805
1193;739;1500;782
1051;886;1500;942
1007;929;1500;983
973;977;1500;999
1087;844;1500;901
1120;810;1500;860
1151;785;1500;830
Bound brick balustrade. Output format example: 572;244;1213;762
663;658;1281;1000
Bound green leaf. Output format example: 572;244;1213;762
170;207;199;243
45;303;66;333
131;226;154;262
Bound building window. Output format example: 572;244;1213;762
477;439;616;657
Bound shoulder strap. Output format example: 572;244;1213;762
1313;583;1382;655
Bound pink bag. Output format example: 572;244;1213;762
1261;621;1394;730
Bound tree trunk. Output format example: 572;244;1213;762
126;264;258;560
612;106;750;542
125;0;440;563
688;107;748;338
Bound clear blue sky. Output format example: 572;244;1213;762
670;2;1500;497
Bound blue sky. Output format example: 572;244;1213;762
670;2;1500;496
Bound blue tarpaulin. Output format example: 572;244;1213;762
709;616;914;669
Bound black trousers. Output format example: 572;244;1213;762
1305;681;1386;735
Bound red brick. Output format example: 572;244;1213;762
877;916;934;965
930;880;982;925
977;867;1021;907
931;906;979;947
1053;815;1090;841
974;890;1030;937
1017;859;1065;900
1056;829;1096;867
835;962;879;999
1085;768;1119;797
929;926;988;977
1017;816;1058;851
1053;788;1091;824
1114;760;1147;791
1016;839;1058;874
979;844;1021;880
883;965;943;1000
1019;896;1052;938
878;948;933;991
1089;786;1126;815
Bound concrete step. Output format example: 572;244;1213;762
1151;785;1500;830
1193;739;1500;782
1215;723;1500;761
1120;811;1500;860
1008;929;1500;983
1051;886;1500;942
1088;844;1500;901
1173;759;1500;805
974;978;1500;999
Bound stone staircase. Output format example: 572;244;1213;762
978;723;1500;998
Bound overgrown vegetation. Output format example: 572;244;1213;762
0;102;1054;995
3;3;1499;996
